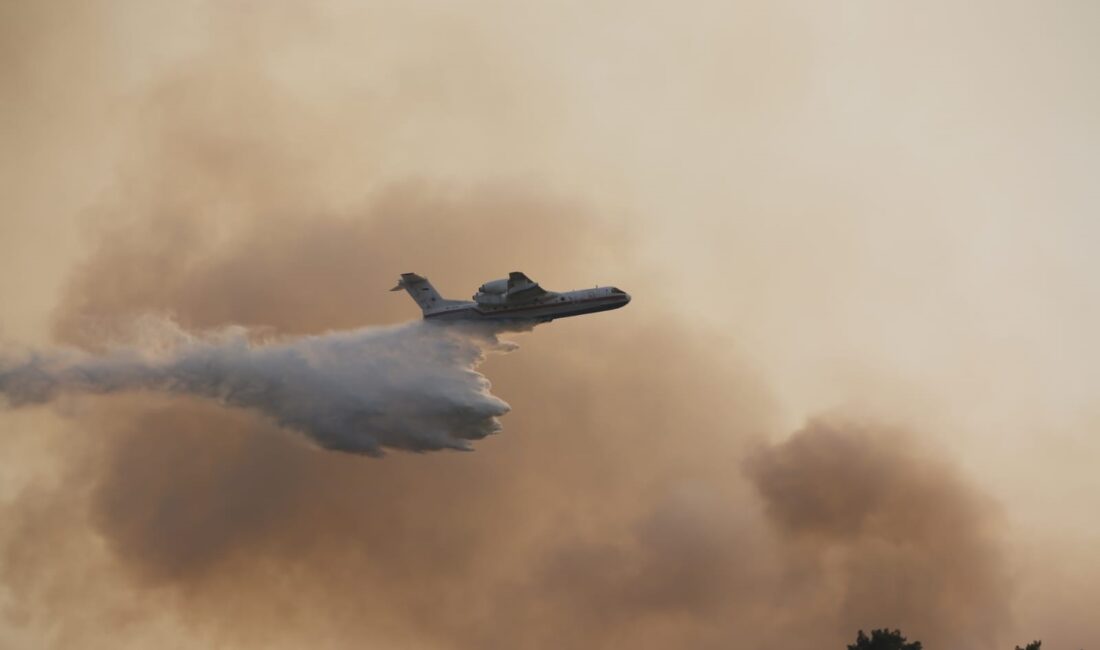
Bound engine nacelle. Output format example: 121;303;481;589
473;274;547;306
478;278;509;294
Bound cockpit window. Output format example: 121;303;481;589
610;287;623;294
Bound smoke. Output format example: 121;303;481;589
0;193;1013;649
746;419;1010;648
1;319;513;455
8;1;1088;648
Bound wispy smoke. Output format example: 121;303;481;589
0;319;512;455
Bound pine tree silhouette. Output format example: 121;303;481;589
847;629;922;650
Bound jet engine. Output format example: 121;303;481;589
473;274;545;306
478;279;509;294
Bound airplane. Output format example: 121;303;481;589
391;272;630;323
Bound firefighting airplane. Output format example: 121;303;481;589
391;272;630;323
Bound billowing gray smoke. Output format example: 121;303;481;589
0;319;512;455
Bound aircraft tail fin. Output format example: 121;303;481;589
391;272;447;314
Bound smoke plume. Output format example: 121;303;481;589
1;319;513;455
745;419;1010;648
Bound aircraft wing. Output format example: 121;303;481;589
508;271;549;299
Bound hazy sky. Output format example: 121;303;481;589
2;2;1098;648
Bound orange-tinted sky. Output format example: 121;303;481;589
2;2;1098;648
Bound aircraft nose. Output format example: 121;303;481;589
622;292;631;304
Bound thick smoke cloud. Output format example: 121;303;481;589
0;195;1013;649
746;420;1010;648
1;320;512;455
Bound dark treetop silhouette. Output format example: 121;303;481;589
847;629;1051;650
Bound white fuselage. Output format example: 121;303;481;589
425;286;630;323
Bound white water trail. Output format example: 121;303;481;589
0;319;516;456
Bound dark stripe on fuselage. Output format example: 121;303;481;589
424;294;626;322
